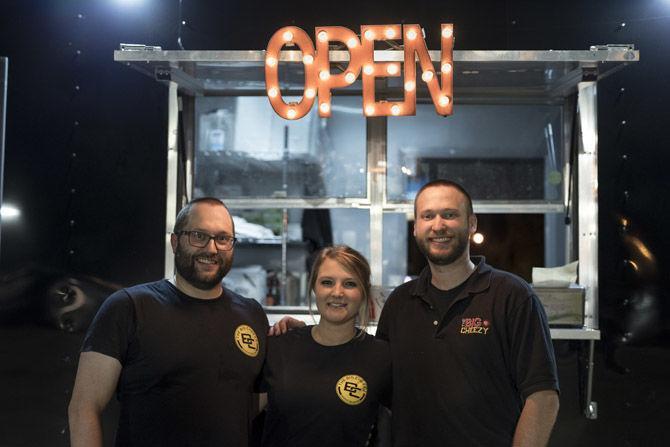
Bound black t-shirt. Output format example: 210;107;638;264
260;325;391;447
424;279;467;321
377;257;559;447
82;279;268;447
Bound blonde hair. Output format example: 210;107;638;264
307;245;372;330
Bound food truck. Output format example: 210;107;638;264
115;33;638;419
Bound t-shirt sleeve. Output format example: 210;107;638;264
509;292;560;400
81;290;135;364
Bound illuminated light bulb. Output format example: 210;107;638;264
386;63;399;75
363;64;374;75
391;104;401;115
319;70;330;81
317;31;328;42
404;80;415;91
302;54;314;65
364;104;375;116
344;71;356;84
472;233;484;244
268;87;279;98
384;27;395;39
319;102;331;114
305;88;316;99
266;57;277;67
421;70;434;82
364;29;375;40
283;30;294;42
287;108;297;119
346;37;358;48
441;62;452;74
406;29;418;40
442;27;453;38
438;95;451;107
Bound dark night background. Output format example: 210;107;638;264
0;0;669;446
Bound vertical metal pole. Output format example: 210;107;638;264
280;126;289;304
577;80;599;331
0;58;7;259
164;80;180;279
367;116;386;287
585;339;598;419
578;76;599;419
281;208;288;304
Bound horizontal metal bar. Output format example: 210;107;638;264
384;201;566;214
224;197;371;209
549;328;600;340
115;48;639;64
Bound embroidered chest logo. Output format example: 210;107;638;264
234;324;260;357
460;317;491;335
336;374;368;405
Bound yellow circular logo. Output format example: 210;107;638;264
336;374;368;405
234;325;260;357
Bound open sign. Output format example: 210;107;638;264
265;24;454;120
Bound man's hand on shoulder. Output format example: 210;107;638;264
267;316;306;336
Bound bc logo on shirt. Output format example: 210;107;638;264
336;374;368;405
234;324;260;357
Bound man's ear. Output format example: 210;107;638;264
468;214;478;235
170;233;178;254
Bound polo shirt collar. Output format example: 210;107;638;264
411;256;492;302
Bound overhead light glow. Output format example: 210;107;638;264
305;88;316;99
438;96;450;107
391;104;401;115
286;108;297;119
302;54;314;64
347;37;358;48
364;105;375;116
441;62;452;74
319;102;331;114
472;233;484;244
344;72;356;84
1;204;20;220
384;28;396;39
364;29;375;40
421;70;434;82
406;29;417;40
268;87;279;98
283;30;294;42
363;64;374;75
266;57;277;67
404;80;415;91
318;31;328;42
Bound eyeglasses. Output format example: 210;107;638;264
176;230;237;251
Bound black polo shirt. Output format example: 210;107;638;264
377;257;559;447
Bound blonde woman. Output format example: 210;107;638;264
260;245;391;447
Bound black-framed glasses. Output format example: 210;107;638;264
176;230;237;251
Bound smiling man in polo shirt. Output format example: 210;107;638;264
376;179;559;446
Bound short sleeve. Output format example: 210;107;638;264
509;293;560;400
81;290;135;364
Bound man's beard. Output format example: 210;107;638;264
174;243;232;290
416;229;470;266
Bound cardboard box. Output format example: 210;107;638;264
532;285;585;327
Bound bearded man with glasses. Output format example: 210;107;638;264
68;197;268;447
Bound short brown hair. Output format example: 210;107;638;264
414;179;474;218
173;197;235;235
